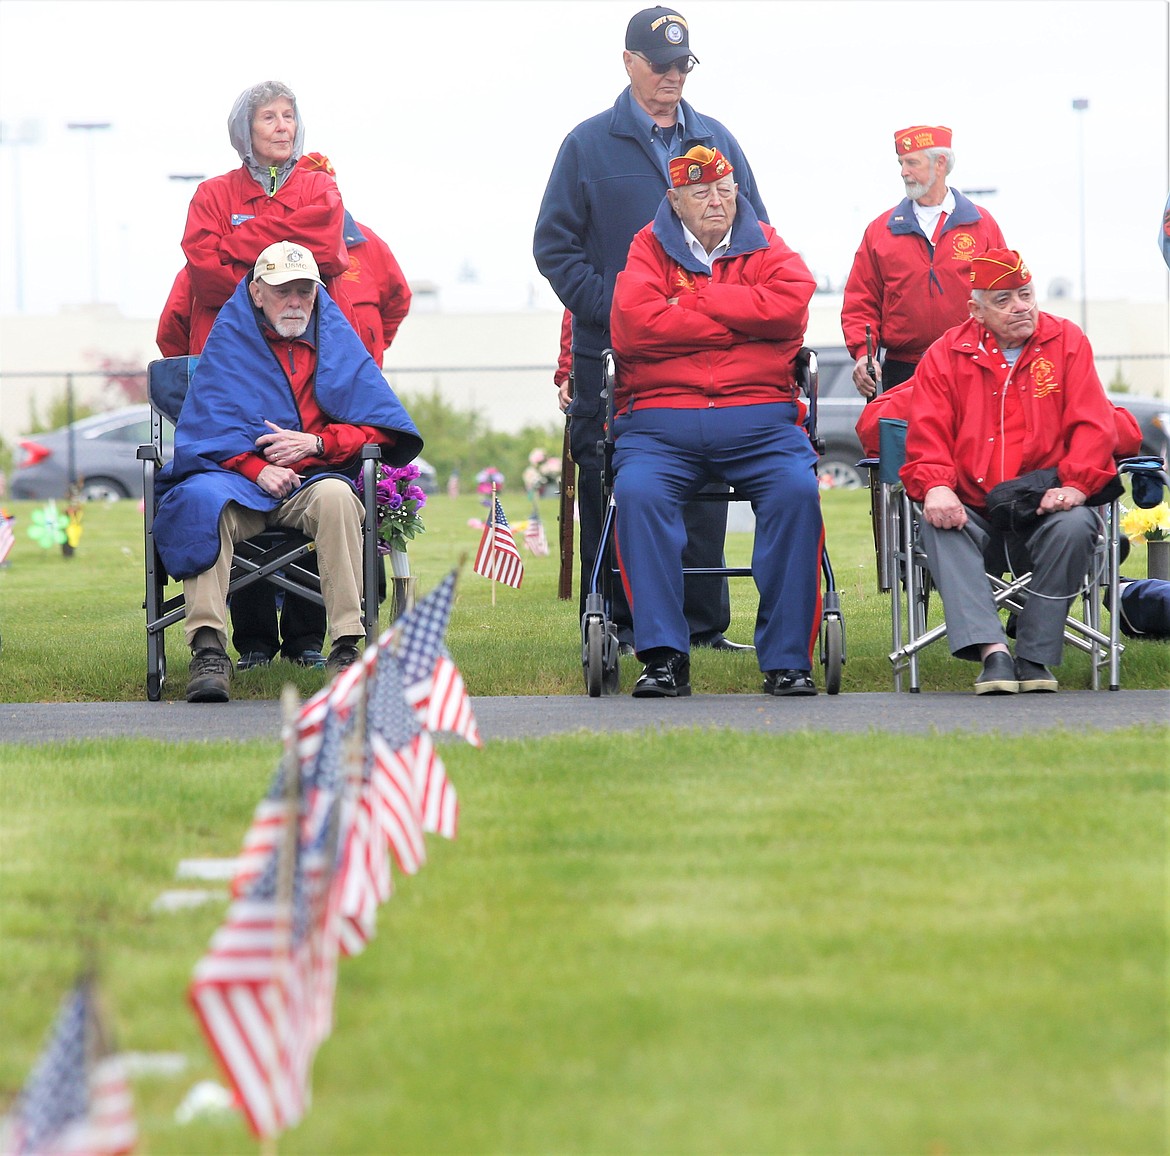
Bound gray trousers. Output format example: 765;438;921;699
183;479;365;652
918;505;1099;666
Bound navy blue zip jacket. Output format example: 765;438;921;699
533;86;767;361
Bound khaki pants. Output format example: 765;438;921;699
183;479;365;652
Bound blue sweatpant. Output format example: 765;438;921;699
612;403;824;671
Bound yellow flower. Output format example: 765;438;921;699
1120;501;1170;543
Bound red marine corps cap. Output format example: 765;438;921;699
669;145;734;188
894;125;953;155
969;248;1032;290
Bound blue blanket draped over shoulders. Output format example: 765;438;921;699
154;278;422;579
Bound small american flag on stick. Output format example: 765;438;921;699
473;488;524;591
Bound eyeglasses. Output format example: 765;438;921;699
631;51;696;75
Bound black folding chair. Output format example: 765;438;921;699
139;356;381;701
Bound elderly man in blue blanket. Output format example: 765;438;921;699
155;240;422;703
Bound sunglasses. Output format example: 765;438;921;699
632;51;697;75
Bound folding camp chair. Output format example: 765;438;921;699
139;356;381;701
863;416;1130;692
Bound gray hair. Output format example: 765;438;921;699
244;80;298;124
922;146;955;176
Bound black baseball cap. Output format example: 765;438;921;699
625;7;699;66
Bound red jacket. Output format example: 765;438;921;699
338;217;411;364
901;312;1119;508
610;199;815;412
856;376;1143;460
156;267;192;358
554;309;572;389
179;164;352;354
841;191;1005;363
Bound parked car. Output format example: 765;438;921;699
10;404;439;501
11;405;163;501
809;345;1170;489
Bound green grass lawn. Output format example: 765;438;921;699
1;490;1167;1153
0;730;1165;1153
0;488;1167;700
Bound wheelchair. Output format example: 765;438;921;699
860;416;1155;693
139;356;382;702
581;348;846;697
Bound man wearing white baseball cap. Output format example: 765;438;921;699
154;239;422;702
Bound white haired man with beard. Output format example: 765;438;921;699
153;241;422;703
842;125;1005;397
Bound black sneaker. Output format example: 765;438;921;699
1015;657;1058;693
325;640;362;677
236;651;272;671
975;651;1018;695
290;649;327;668
763;669;817;697
187;647;232;703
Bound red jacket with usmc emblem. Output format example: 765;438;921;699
610;196;815;413
841;190;1005;364
901;311;1119;509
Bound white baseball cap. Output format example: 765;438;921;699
252;240;324;286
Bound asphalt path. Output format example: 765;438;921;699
1;690;1166;746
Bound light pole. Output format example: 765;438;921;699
0;119;40;311
66;120;112;303
1072;98;1089;333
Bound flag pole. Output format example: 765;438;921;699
264;685;302;1156
490;484;498;608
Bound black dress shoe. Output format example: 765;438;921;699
763;669;817;697
632;650;691;698
697;635;755;653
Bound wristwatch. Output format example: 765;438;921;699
315;435;325;458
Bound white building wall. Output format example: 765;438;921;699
1;296;1166;443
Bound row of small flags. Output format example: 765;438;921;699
2;568;481;1150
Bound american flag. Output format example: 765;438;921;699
0;515;14;566
190;819;323;1139
473;493;524;589
524;507;550;557
365;645;427;877
1;977;137;1156
396;570;481;747
231;693;346;901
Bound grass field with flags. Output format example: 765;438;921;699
0;488;1166;1151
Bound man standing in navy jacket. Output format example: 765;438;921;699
534;5;766;653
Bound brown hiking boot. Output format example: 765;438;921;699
186;647;232;703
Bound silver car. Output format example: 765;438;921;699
10;405;438;501
11;405;164;501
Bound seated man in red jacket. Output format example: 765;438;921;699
610;146;823;698
901;249;1119;694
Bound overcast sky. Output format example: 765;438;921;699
0;0;1167;322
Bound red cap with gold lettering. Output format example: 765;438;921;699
894;125;952;155
669;145;735;188
969;249;1032;290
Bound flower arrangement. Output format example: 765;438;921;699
1120;501;1170;543
356;463;428;555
